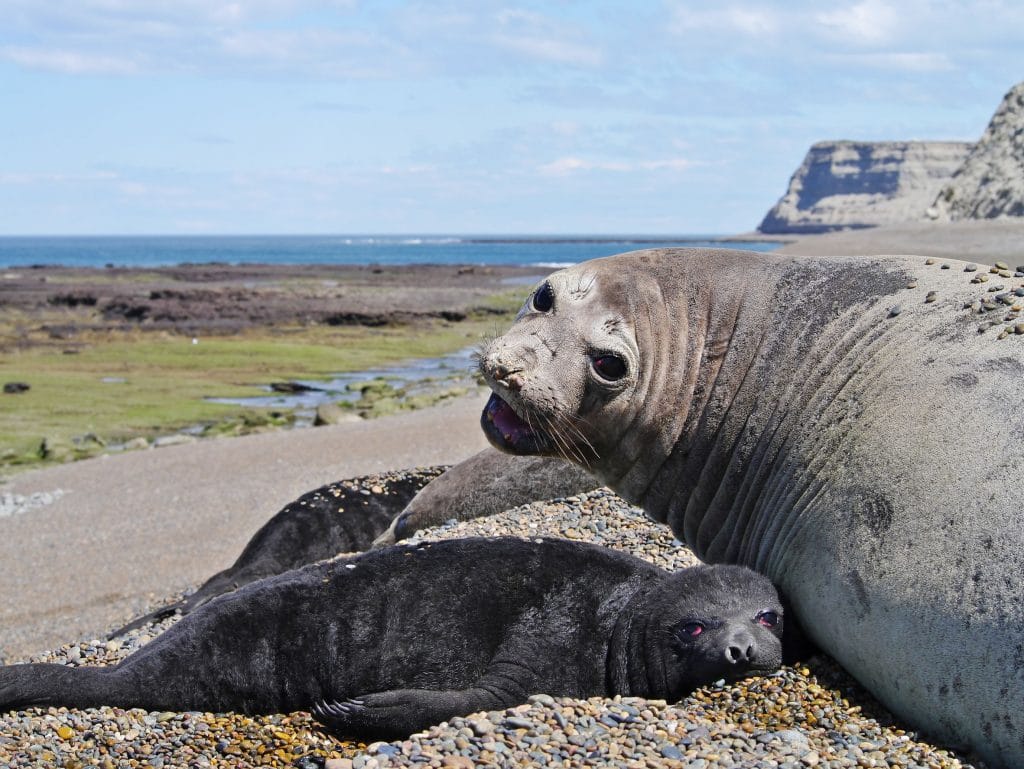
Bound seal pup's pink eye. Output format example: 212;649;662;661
680;621;704;637
592;354;627;381
756;610;779;628
532;282;554;312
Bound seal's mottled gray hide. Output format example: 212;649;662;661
373;448;599;546
478;248;1024;767
0;538;782;740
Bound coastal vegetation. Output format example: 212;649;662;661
0;265;526;473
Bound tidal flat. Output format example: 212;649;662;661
0;262;545;473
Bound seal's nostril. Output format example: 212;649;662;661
489;361;510;380
726;644;753;664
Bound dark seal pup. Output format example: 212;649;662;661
2;537;783;740
112;455;594;637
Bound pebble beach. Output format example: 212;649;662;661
0;474;981;769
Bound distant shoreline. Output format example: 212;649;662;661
3;220;1022;269
0;233;782;270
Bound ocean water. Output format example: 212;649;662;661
0;234;780;269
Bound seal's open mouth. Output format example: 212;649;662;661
481;392;549;455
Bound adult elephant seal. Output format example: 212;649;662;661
477;248;1024;767
0;537;783;740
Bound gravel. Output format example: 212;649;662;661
0;480;982;768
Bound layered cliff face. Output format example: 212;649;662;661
758;141;973;234
929;82;1024;220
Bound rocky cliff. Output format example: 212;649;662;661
758;140;973;234
928;82;1024;220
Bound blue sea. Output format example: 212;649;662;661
0;235;780;269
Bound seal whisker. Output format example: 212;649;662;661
541;412;585;464
470;339;493;376
540;414;575;462
527;409;563;459
557;414;600;461
545;411;596;464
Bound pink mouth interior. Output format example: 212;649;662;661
484;393;534;444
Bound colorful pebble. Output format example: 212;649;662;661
0;484;981;769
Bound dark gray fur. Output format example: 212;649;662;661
3;538;782;740
109;467;445;637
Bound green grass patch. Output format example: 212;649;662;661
0;305;517;473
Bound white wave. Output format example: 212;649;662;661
399;237;462;245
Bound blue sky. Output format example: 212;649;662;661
1;1;1022;235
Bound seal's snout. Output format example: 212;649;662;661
481;347;534;393
488;360;524;391
725;634;757;666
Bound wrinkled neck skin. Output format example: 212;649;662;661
585;250;907;571
587;250;774;564
597;266;745;495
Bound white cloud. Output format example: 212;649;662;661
723;7;780;36
0;171;119;184
550;121;581;137
831;51;954;72
0;0;602;78
379;164;437;176
490;33;602;67
815;0;900;45
0;0;385;77
540;157;591;174
539;156;691;175
488;8;603;66
393;4;604;70
669;5;782;37
1;46;138;74
115;180;194;201
219;29;343;63
8;1;355;29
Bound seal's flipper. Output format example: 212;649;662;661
372;449;598;547
0;663;121;711
311;686;518;740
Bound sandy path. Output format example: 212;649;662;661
0;394;491;661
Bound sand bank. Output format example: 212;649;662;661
772;218;1024;262
0;394;490;660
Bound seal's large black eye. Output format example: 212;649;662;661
592;354;627;381
532;281;554;313
756;610;779;628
